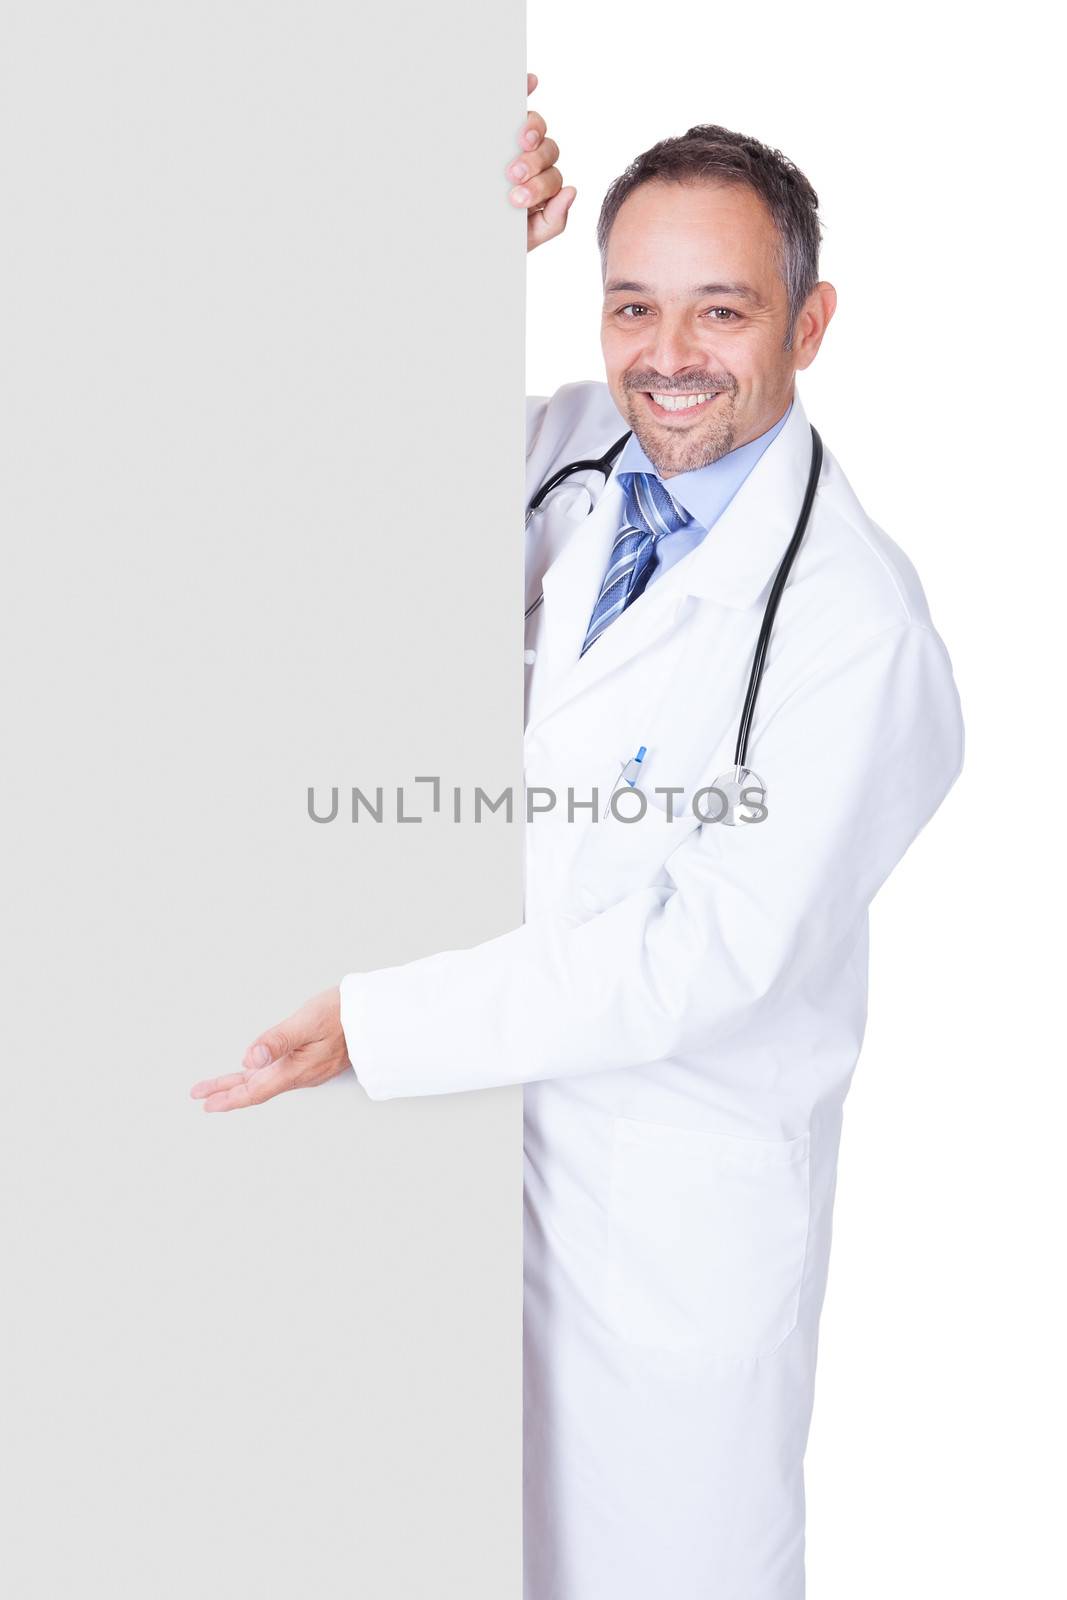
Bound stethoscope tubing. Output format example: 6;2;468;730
524;430;631;622
523;422;824;773
733;425;822;768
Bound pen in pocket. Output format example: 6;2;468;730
603;745;647;819
618;745;647;787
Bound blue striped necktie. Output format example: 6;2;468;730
579;471;700;656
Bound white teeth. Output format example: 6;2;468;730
650;391;716;411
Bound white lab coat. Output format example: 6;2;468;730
339;381;965;1599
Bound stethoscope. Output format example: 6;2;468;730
524;422;824;825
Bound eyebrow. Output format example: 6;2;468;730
604;279;758;300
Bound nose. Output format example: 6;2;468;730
643;310;706;380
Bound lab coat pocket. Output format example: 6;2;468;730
603;1117;811;1361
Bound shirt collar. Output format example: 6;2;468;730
614;399;793;531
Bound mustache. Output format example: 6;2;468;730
625;372;737;396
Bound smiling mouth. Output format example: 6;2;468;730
641;390;721;420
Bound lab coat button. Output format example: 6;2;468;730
524;649;537;665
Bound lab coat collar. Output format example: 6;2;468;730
529;388;819;737
675;388;818;608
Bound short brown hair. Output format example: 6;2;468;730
597;124;823;348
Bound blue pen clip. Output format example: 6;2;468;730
603;745;647;819
619;745;647;787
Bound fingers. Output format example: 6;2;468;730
189;1070;246;1098
241;1025;292;1073
506;134;559;188
509;161;563;213
190;1063;292;1113
518;108;546;156
528;185;576;249
512;162;563;216
511;79;574;248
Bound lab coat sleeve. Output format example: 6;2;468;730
339;619;964;1099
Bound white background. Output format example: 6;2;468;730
526;4;1064;1594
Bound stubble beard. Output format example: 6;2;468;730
621;384;739;478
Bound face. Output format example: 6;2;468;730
601;178;835;478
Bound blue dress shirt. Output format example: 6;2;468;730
614;399;793;588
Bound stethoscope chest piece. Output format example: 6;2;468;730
707;766;767;827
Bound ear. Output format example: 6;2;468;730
792;282;837;369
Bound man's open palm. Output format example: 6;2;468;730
189;987;350;1112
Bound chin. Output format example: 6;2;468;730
617;386;736;473
634;414;737;477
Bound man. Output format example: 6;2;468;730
191;76;964;1599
